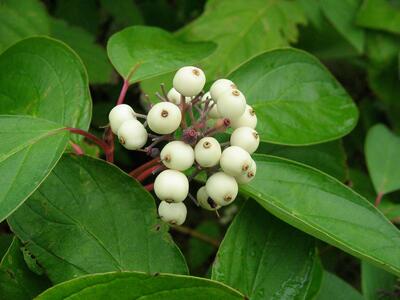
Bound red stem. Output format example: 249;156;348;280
129;157;161;178
116;63;141;106
144;183;154;192
136;164;163;182
66;128;113;162
69;141;84;156
375;192;384;207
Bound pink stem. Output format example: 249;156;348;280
66;128;113;162
136;164;163;182
69;141;84;156
129;157;161;178
375;192;384;207
144;183;154;192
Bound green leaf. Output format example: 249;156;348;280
0;237;51;299
258;140;348;181
187;221;220;271
36;271;244;300
362;260;398;300
8;155;188;283
0;115;68;222
241;154;400;276
316;271;363;300
228;49;358;145
319;0;365;54
212;200;319;299
0;37;92;130
100;0;144;27
356;0;400;34
0;233;13;258
50;18;113;85
0;0;50;53
365;124;400;195
177;0;306;79
107;25;216;83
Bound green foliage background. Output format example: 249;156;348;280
0;0;400;299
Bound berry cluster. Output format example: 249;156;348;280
108;66;259;225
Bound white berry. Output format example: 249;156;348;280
230;127;260;154
220;146;252;176
205;172;238;206
194;137;221;167
161;141;194;171
109;104;136;134
210;79;236;102
217;89;246;119
197;186;220;211
230;105;257;129
173;66;206;97
167;88;191;105
235;159;257;184
147;102;182;134
117;119;148;150
154;170;189;203
201;92;220;119
158;201;187;225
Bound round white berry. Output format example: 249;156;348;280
109;104;136;134
154;170;189;203
210;79;236;102
173;66;206;97
230;105;257;129
230;127;260;154
201;92;220;119
194;137;221;167
217;89;246;119
167;88;191;105
206;172;238;206
197;186;220;211
147;102;182;134
158;201;187;225
117;119;148;150
235;159;257;184
160;141;194;171
220;146;252;176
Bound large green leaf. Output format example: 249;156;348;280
258;140;347;181
356;0;400;34
0;37;92;130
240;154;400;276
316;271;363;300
229;49;358;145
107;25;216;83
177;0;306;79
50;18;113;85
365;124;400;195
0;37;92;129
8;155;188;283
0;0;50;53
212;200;319;299
0;237;50;299
319;0;365;54
36;272;244;299
0;115;68;222
362;261;398;300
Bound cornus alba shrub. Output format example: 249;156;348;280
108;66;259;225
